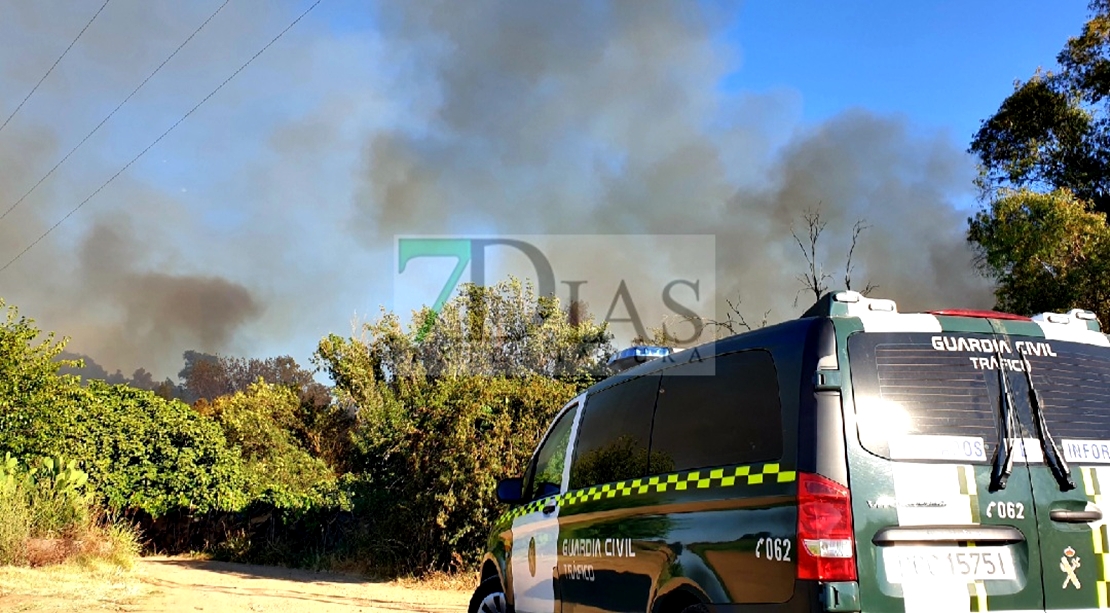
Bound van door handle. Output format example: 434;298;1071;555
1050;508;1102;523
542;500;557;515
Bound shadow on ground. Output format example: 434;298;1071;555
142;556;374;584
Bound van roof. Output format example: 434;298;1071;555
597;291;1110;387
802;290;1108;347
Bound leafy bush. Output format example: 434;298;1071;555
315;280;605;573
0;301;84;459
207;381;341;513
0;281;617;576
68;381;248;517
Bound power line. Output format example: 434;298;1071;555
0;0;232;224
0;0;111;136
0;0;322;276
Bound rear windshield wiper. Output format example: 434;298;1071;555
990;349;1017;492
1020;353;1076;492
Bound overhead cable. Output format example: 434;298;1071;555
0;0;111;137
0;0;233;224
0;0;322;275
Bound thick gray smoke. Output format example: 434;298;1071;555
0;0;288;376
355;0;994;322
0;0;993;378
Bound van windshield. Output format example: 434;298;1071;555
848;332;1110;462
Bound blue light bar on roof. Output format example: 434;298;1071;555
607;346;672;373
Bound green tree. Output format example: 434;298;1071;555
0;299;250;518
968;2;1110;320
0;300;82;458
313;279;609;572
206;381;338;512
970;1;1110;213
968;188;1110;321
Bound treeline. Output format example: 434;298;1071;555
57;349;331;408
0;280;613;575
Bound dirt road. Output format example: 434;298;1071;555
0;557;471;613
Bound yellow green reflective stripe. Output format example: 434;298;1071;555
497;461;797;524
966;580;987;611
1082;466;1110;609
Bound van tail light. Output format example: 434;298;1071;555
796;472;857;581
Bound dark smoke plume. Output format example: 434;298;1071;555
354;1;993;323
1;0;993;378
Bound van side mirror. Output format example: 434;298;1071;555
496;477;524;504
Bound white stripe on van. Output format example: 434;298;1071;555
1034;320;1110;347
891;463;976;613
892;463;975;526
855;312;942;333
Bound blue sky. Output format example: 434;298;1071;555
729;1;1088;138
0;1;1095;379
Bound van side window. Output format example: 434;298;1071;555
651;350;783;471
568;375;661;490
526;404;579;500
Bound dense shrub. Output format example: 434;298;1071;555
0;302;247;518
314;280;609;573
0;301;84;459
335;375;576;573
207;381;341;512
0;281;616;576
69;382;248;516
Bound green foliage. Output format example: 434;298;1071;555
0;279;616;576
970;2;1110;213
0;454;88;560
66;381;248;517
207;381;340;512
314;279;608;573
968;4;1110;318
0;301;83;458
968;188;1110;320
320;279;613;385
342;375;576;573
0;453;140;567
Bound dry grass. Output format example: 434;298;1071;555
0;562;147;612
392;569;478;592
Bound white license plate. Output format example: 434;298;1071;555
883;547;1017;582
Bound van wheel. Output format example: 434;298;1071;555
679;605;711;613
469;576;511;613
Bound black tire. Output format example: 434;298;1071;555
679;605;712;613
468;576;511;613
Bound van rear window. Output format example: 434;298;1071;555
1021;342;1110;457
848;333;1001;461
848;332;1110;462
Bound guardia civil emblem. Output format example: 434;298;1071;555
1061;546;1082;590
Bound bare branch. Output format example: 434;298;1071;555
844;218;872;292
703;295;771;338
791;205;833;307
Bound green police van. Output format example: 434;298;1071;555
469;290;1110;613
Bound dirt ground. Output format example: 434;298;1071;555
0;556;472;613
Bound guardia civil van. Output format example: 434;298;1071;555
469;290;1110;613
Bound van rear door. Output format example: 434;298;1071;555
1010;334;1110;612
846;331;1045;613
